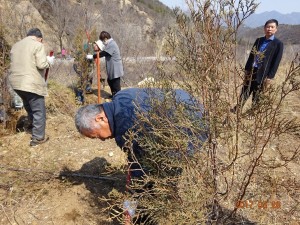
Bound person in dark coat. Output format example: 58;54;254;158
232;19;284;113
75;88;208;176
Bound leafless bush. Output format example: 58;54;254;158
100;1;300;224
0;21;12;128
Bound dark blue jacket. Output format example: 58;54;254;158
102;88;208;155
245;36;283;84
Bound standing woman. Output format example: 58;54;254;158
93;31;124;97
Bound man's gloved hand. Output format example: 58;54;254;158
86;54;94;60
47;56;55;65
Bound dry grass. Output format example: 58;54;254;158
0;56;299;225
0;67;128;225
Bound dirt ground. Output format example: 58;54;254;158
0;62;300;225
0;91;129;225
0;57;157;225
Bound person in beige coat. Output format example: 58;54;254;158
9;28;54;146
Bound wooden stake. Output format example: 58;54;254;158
96;51;101;103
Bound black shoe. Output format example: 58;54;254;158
30;136;49;147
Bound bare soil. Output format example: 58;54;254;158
0;65;300;225
0;92;128;225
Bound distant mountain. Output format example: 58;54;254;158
238;24;300;45
244;11;300;28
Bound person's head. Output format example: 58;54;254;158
75;104;113;140
99;31;111;44
264;19;278;39
27;28;43;42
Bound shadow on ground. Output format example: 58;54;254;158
57;157;129;224
58;157;127;195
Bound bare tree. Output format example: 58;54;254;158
100;0;300;224
43;0;76;52
0;18;12;125
0;0;48;42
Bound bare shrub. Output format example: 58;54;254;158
100;1;300;224
0;21;12;132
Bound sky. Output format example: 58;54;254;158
159;0;300;14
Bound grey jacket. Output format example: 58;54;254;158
103;39;124;80
9;36;50;96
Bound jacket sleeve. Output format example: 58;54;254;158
267;40;284;79
245;38;259;71
93;51;111;59
35;44;50;69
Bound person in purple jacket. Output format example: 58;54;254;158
75;88;208;176
232;19;284;113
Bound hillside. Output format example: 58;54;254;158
0;0;175;55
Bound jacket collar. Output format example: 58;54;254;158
102;102;115;136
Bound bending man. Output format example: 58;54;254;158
75;88;208;176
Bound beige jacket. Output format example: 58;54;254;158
9;36;50;96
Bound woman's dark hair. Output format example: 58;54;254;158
264;19;279;27
99;31;111;41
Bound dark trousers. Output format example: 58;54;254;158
238;69;264;109
239;79;261;107
107;77;121;96
15;90;46;140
